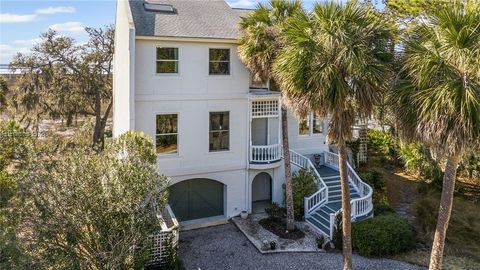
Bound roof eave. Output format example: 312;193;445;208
135;35;239;44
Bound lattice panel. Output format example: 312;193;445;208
150;229;179;264
251;100;279;117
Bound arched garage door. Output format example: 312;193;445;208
169;179;224;222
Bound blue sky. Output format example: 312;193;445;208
0;0;381;64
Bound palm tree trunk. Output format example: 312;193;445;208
281;106;295;231
429;152;462;270
338;142;352;270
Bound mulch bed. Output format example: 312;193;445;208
259;217;305;240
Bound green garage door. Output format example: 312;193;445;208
169;179;224;222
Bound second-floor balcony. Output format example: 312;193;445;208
250;144;282;164
249;92;282;168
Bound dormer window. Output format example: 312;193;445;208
156;47;178;74
209;48;230;75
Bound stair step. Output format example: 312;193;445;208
323;177;341;182
312;211;330;224
326;202;342;210
327;184;355;190
307;217;330;234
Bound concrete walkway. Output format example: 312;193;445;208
179;223;426;270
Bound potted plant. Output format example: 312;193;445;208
270;241;277;250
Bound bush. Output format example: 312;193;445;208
360;169;387;204
332;214;343;250
265;203;285;222
284;169;317;220
352;214;414;257
0;170;16;208
373;203;396;216
367;129;396;156
397;142;424;174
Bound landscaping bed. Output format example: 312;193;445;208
259;217;305;240
232;213;321;253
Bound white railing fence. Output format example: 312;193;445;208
149;204;180;265
324;151;373;239
251;144;282;163
289;150;328;218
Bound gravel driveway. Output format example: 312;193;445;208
179;223;426;270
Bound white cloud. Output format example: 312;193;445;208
228;0;257;8
0;13;37;23
35;6;76;15
0;44;30;63
48;22;85;33
12;38;42;47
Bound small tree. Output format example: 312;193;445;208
16;131;169;269
0;76;7;112
10;26;114;146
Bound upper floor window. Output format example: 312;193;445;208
209;48;230;75
156;114;178;154
156;47;178;74
299;112;323;136
209;112;230;151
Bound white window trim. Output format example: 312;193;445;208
208;111;231;152
298;112;324;137
155;112;180;157
208;47;231;76
154;46;180;76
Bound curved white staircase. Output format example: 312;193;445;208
290;150;373;239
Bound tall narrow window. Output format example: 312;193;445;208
156;114;178;154
156;47;178;74
209;48;230;75
298;115;310;135
312;113;323;134
209;112;229;151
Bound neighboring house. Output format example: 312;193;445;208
113;0;373;237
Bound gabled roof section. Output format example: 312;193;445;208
129;0;245;40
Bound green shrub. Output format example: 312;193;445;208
332;214;343;250
397;142;424;174
373;203;396;216
423;162;444;188
352;214;414;257
0;170;16;208
284;169;317;220
360;169;387;204
265;203;286;222
367;129;396;156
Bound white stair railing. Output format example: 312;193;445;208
324;151;373;239
289;150;328;218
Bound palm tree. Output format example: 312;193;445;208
238;0;302;231
273;2;394;269
391;2;480;269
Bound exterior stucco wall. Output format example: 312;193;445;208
287;110;329;155
113;0;135;137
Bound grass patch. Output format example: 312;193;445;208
259;217;305;240
393;250;480;270
414;190;480;262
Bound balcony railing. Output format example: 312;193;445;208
250;144;282;163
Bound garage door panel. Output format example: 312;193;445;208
169;179;224;222
169;181;190;221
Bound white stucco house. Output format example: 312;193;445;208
113;0;373;238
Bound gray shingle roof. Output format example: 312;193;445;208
129;0;247;39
